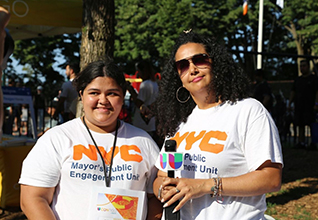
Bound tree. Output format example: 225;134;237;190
279;0;318;74
80;0;115;69
9;0;318;88
12;36;66;99
115;0;224;73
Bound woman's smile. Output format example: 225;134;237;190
81;76;124;133
192;76;204;83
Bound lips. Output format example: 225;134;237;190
95;106;112;112
192;76;203;83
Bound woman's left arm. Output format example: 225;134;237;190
222;160;282;196
147;193;163;220
160;160;282;212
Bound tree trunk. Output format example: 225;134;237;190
76;0;115;117
285;22;304;76
81;0;115;68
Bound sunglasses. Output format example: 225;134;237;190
175;53;211;75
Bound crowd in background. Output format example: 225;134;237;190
2;59;318;150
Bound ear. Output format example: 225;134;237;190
79;90;83;99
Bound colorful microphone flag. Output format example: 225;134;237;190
160;153;167;169
159;152;184;170
243;0;248;16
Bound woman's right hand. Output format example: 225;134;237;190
154;170;213;213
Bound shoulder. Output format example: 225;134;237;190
309;74;318;81
61;81;72;89
232;98;264;108
230;98;267;116
119;121;158;148
44;118;82;137
120;121;152;138
140;80;154;87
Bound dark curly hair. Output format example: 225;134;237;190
154;31;250;138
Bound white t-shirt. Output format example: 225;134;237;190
156;98;283;220
19;118;159;220
133;79;159;132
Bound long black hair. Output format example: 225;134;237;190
154;31;250;138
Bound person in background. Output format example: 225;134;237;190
288;59;318;150
126;60;162;147
19;58;162;220
252;69;273;113
20;104;28;136
37;97;61;137
153;31;283;219
54;62;80;123
33;85;46;132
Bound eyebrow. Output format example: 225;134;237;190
86;87;121;92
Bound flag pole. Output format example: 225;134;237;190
257;0;264;69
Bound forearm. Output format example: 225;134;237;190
20;185;56;220
161;161;282;199
196;161;282;197
21;197;56;220
288;91;295;108
147;193;163;220
126;84;143;108
221;162;282;197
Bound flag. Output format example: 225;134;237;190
276;0;284;8
243;0;248;16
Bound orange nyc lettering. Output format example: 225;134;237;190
73;144;143;164
171;130;227;154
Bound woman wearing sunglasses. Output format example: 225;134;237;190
153;31;283;219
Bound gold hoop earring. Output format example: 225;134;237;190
176;86;190;103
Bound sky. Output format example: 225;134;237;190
9;53;67;85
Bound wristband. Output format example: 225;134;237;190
210;177;223;203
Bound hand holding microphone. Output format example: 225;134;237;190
160;140;183;220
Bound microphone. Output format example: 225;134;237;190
164;139;180;220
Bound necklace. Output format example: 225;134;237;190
82;116;119;187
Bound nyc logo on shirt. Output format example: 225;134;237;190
70;144;143;182
171;130;227;154
73;144;143;164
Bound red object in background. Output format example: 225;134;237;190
155;72;161;80
118;106;131;123
125;71;141;92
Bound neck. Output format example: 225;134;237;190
191;89;221;109
196;100;222;109
193;95;221;109
82;116;118;133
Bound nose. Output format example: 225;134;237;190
99;94;109;104
188;60;199;75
